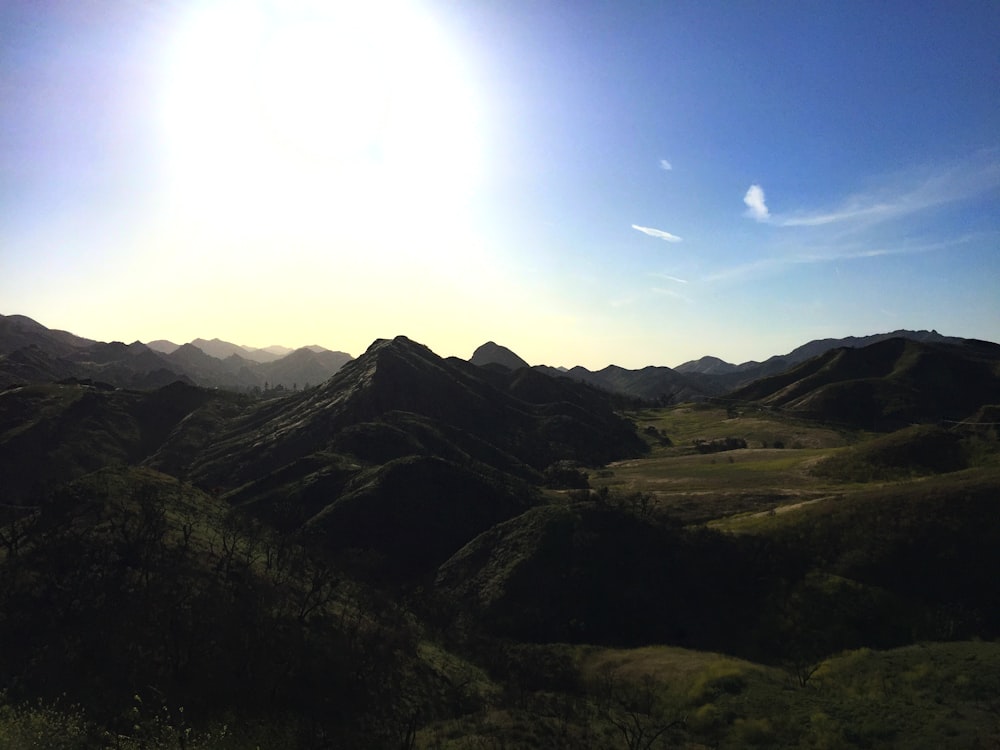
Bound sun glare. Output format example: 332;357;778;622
159;0;484;242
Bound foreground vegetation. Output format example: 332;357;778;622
2;391;999;747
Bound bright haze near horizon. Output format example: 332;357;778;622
1;1;998;370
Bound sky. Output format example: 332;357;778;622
1;0;998;369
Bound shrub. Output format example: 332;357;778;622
0;695;89;750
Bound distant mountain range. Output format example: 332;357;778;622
0;314;352;391
4;314;997;426
146;338;316;363
470;328;982;405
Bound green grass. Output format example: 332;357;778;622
628;404;857;451
591;444;838;523
415;640;1000;749
595;405;1000;526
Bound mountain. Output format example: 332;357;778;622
534;363;708;404
176;339;352;384
189;337;261;361
165;343;259;389
478;329;992;405
0;313;95;357
676;329;970;394
1;334;646;578
193;335;645;488
728;336;1000;429
257;346;354;388
673;355;741;376
0;316;353;391
470;341;530;370
0;335;188;391
146;338;179;354
0;345;79;387
256;344;294;357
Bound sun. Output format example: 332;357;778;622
158;0;484;240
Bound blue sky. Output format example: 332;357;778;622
1;0;998;369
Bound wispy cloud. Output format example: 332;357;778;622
704;234;983;284
632;224;682;242
743;184;770;222
757;152;1000;228
651;272;688;284
659;159;673;171
779;202;895;227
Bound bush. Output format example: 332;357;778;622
543;461;590;489
0;695;89;750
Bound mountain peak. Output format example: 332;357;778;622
470;341;530;370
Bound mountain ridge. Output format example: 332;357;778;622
0;314;352;391
465;329;983;402
4;315;995;406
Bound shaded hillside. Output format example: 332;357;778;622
438;465;1000;661
0;344;79;387
812;424;969;482
436;501;799;654
728;337;1000;429
0;467;430;747
306;455;536;580
758;470;1000;641
677;329;970;393
192;336;646;491
0;382;244;504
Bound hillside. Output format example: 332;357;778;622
727;336;1000;428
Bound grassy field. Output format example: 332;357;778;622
628;403;858;450
587;405;859;523
589;403;1000;529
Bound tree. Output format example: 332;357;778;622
595;667;686;750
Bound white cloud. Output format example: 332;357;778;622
632;224;682;242
743;184;770;222
659;159;673;171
